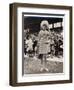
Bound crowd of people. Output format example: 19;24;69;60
24;20;63;71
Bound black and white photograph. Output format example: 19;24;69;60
10;3;72;86
22;14;64;75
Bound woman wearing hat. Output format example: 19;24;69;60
38;20;50;72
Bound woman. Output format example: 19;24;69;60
50;36;55;58
38;20;50;72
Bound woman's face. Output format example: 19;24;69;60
42;25;47;30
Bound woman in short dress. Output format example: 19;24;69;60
38;20;50;71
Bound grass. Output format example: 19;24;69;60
23;56;63;74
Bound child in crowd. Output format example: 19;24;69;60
25;35;33;57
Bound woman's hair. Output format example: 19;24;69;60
40;20;49;30
26;35;31;39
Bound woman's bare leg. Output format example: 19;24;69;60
40;55;44;71
44;54;49;71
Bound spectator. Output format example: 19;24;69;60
26;35;33;57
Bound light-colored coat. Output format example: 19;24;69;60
38;30;50;54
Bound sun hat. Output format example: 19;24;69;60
40;20;49;29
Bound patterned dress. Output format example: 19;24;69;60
38;30;50;54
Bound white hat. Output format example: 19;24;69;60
40;20;49;29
